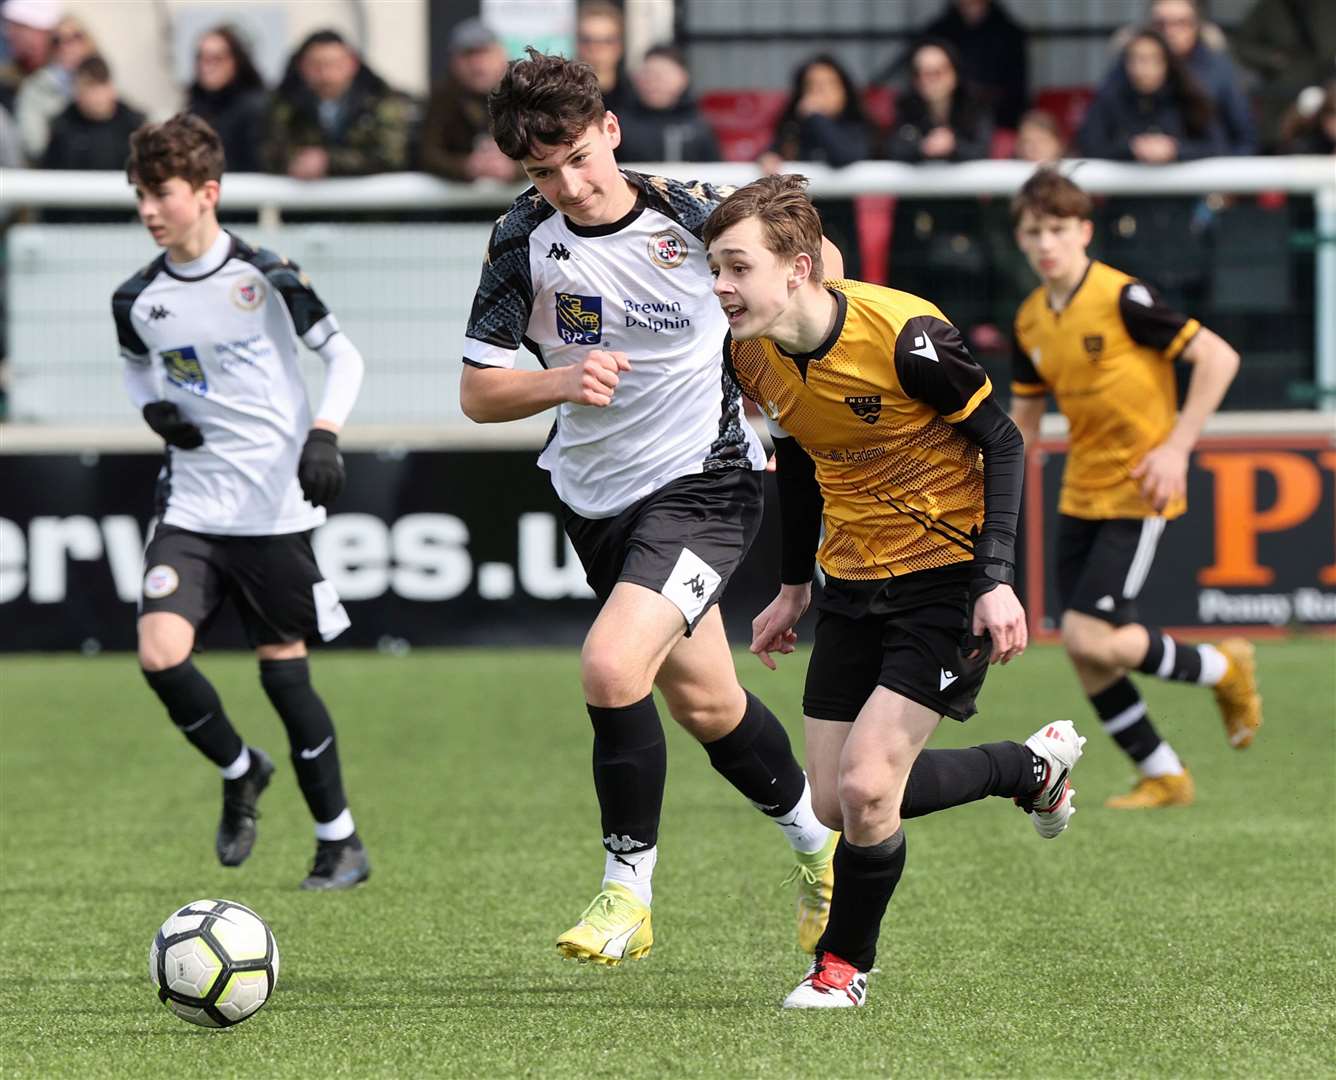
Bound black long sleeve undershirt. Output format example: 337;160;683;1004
952;395;1024;596
772;434;824;586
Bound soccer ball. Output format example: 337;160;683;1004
149;899;279;1027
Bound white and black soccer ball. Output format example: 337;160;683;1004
149;899;279;1028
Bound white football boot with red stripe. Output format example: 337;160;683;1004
782;951;868;1009
1023;720;1086;839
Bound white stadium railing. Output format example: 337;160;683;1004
2;157;1334;437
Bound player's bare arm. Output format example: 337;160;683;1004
460;349;631;422
750;582;809;670
1010;394;1046;450
1131;327;1240;511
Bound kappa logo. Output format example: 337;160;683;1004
844;395;882;424
909;332;939;363
647;229;688;269
682;573;707;601
231;276;265;311
147;305;172;321
939;668;959;691
556;292;602;345
1083;334;1105;361
547;242;571;260
161;346;208;395
604;833;648;853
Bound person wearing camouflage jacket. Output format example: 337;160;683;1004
264;29;417;178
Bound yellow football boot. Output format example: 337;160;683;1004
1213;638;1263;749
1105;769;1196;809
556;884;653;966
784;832;837;954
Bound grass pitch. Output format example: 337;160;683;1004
2;641;1333;1078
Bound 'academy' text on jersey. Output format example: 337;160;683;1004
1012;260;1201;521
112;231;339;535
462;171;765;519
727;279;991;581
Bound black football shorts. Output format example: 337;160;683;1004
140;523;349;647
1055;514;1168;626
803;563;989;723
563;467;764;634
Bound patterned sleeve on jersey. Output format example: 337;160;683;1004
893;314;992;422
1010;329;1046;397
253;249;340;350
110;259;161;364
637;172;736;240
1118;280;1201;360
463;201;547;368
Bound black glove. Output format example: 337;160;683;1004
298;428;344;508
142;401;203;449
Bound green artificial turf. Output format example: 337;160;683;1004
2;642;1332;1078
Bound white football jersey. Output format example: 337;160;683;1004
113;231;338;536
462;171;765;519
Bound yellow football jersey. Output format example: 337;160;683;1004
1012;260;1200;521
727;279;992;581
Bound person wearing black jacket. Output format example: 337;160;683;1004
1077;28;1225;161
886;38;992;162
41;54;143;171
922;0;1029;129
186;26;267;173
616;45;720;163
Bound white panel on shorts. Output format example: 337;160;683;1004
312;580;351;641
660;547;722;627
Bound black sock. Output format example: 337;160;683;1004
1090;676;1162;763
1138;628;1203;683
259;658;347;824
143;660;243;769
588;695;666;853
701;690;807;816
900;742;1044;818
816;830;907;972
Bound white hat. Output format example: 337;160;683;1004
1;0;61;31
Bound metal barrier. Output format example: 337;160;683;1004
3;157;1334;423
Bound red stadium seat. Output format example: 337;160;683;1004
1033;86;1096;143
698;89;788;162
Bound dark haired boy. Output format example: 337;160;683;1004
461;49;840;965
704;173;1084;1008
114;113;370;888
1009;168;1260;809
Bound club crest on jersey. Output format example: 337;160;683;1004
161;346;208;395
647;229;688;269
1083;334;1105;361
844;395;881;424
556;293;602;345
231;276;265;311
143;564;179;599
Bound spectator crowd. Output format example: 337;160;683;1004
0;0;1331;183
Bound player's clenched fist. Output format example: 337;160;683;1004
565;349;631;407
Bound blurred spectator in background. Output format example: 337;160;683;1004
1231;0;1336;151
264;29;416;179
577;1;636;115
921;0;1028;129
420;17;517;182
1014;109;1065;162
41;55;143;170
760;54;871;276
760;54;872;170
187;26;267;173
1278;79;1336;154
1078;29;1224;161
617;44;720;163
1104;0;1255;155
0;100;20;166
14;13;95;161
886;39;991;162
0;0;56;116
